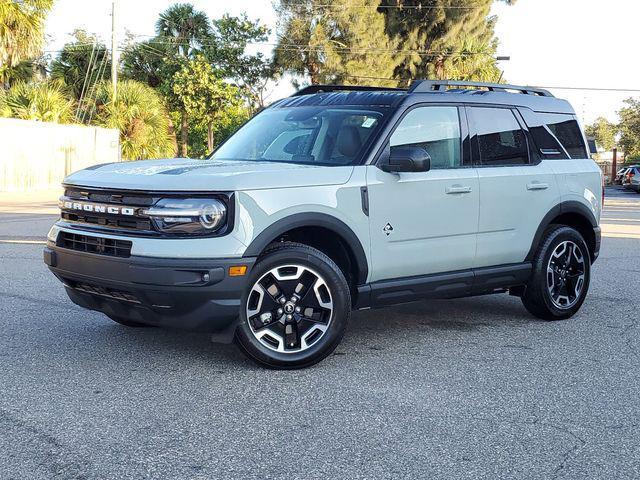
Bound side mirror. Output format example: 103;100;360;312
380;145;431;173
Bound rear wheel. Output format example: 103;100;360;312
521;225;591;320
235;242;351;369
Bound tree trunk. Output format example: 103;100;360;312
308;61;320;85
180;113;188;157
207;122;214;153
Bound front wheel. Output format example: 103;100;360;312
521;225;591;320
235;242;351;369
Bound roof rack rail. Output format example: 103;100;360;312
292;84;405;96
408;80;553;97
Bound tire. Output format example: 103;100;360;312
107;315;154;328
235;242;351;369
521;225;591;321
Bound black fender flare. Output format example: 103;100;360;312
243;212;369;285
525;201;598;261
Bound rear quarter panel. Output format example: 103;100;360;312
548;159;602;223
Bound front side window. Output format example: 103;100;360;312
468;107;529;166
211;106;385;166
389;106;462;169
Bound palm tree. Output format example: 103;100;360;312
430;36;502;83
91;80;175;161
0;81;74;123
0;0;54;88
51;39;111;100
156;3;212;156
156;3;212;59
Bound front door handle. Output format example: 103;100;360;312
446;185;472;194
527;181;549;191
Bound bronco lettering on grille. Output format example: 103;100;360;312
63;201;136;216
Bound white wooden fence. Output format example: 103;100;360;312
0;118;120;191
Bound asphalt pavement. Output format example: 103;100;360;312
0;187;639;479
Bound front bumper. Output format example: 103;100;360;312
44;245;255;331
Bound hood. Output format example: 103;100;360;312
63;158;354;192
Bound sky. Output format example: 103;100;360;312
44;0;640;125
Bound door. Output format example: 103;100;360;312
367;105;479;282
467;106;560;268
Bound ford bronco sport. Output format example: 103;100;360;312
44;80;602;368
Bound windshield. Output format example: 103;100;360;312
211;106;386;166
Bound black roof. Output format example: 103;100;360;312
273;90;406;109
272;80;575;115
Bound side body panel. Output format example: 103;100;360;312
475;161;561;267
365;165;479;282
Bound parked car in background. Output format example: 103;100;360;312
622;166;640;189
630;169;640;192
614;167;630;185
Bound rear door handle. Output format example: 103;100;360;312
446;185;472;194
526;181;549;191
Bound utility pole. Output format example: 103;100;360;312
111;0;118;100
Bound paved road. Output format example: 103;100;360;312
1;188;639;479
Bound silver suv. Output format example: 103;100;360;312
44;80;603;368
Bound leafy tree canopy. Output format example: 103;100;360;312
585;117;617;152
50;30;111;100
0;0;54;87
274;0;399;86
618;98;640;160
91;80;175;160
0;80;74;123
172;55;246;155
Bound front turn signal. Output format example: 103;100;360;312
229;265;248;276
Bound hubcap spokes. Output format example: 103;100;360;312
246;264;333;353
546;240;585;309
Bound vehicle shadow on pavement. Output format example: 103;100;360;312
44;294;533;369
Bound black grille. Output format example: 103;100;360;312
61;211;152;231
57;232;132;258
60;187;156;235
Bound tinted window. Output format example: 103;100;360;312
389;106;462;169
468;107;529;166
520;110;588;159
212;107;384;166
520;108;568;159
543;113;588;159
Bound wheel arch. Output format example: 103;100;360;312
526;201;598;263
243;213;369;286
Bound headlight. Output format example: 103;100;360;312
144;198;227;235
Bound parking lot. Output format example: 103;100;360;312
0;187;638;479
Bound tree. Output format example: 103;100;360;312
379;0;513;84
0;80;74;123
208;14;272;111
618;98;640;160
121;39;173;89
50;31;111;102
0;0;54;88
90;80;175;160
585;117;617;152
273;0;399;86
172;56;247;155
155;3;214;156
427;35;501;82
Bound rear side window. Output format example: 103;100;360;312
467;107;529;166
520;110;587;159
